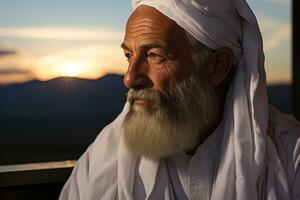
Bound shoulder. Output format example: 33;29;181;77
270;106;300;198
87;102;129;173
59;103;129;199
270;106;300;153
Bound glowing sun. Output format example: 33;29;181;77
58;62;83;77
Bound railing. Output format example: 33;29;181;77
0;160;75;200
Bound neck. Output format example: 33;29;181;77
185;95;225;156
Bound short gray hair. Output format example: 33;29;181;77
185;31;213;76
185;31;236;88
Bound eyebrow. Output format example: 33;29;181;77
120;42;167;53
120;42;128;50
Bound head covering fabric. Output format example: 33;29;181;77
132;0;250;63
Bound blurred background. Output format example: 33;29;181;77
0;0;292;165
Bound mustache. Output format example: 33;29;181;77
126;87;183;117
127;88;161;106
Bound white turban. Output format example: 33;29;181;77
129;0;289;199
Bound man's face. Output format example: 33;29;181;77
122;5;194;95
122;6;219;158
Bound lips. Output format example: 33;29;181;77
133;98;148;105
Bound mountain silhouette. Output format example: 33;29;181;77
0;74;127;118
0;76;291;118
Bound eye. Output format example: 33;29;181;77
147;52;167;64
124;52;133;61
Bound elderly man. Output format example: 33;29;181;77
60;0;300;199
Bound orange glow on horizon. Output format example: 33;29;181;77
28;44;127;82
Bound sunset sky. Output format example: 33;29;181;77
0;0;291;85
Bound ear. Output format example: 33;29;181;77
206;47;233;86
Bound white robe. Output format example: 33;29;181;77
59;105;300;200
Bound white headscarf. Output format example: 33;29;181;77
129;0;289;199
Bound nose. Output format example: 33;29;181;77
123;58;152;89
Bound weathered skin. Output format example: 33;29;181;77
122;5;194;93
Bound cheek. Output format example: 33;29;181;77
148;70;172;92
148;61;191;92
175;60;194;81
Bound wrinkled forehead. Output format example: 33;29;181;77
125;5;186;37
124;5;194;60
127;5;173;25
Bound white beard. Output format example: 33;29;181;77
123;73;219;159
